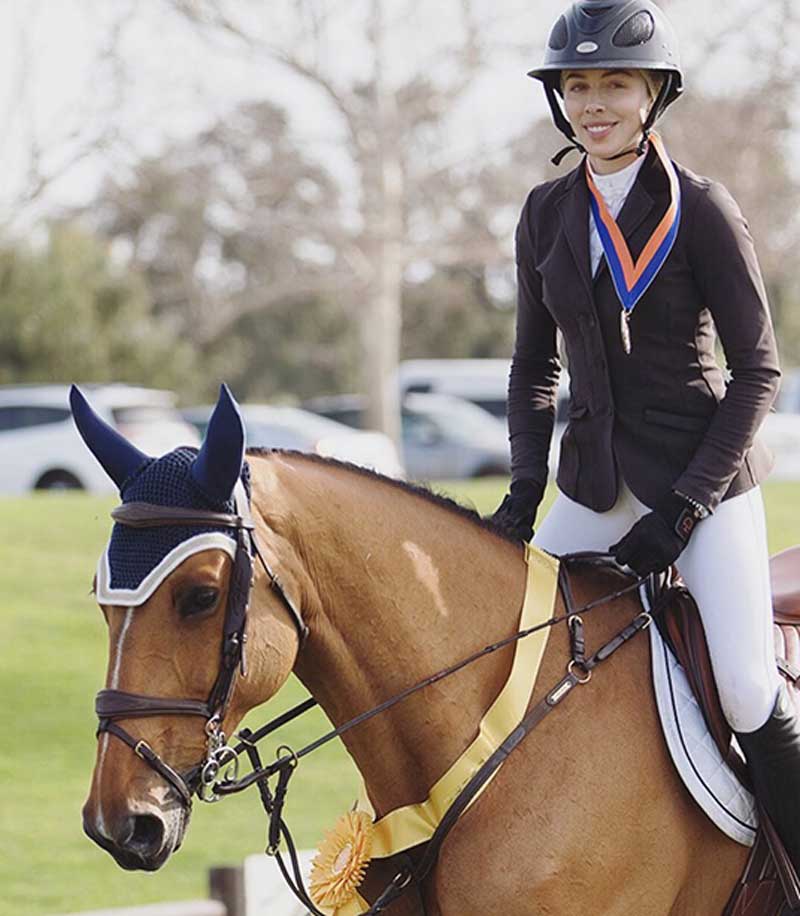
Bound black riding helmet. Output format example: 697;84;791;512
529;0;684;164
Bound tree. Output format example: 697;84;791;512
402;265;514;360
0;225;197;389
663;90;800;365
83;97;363;401
163;0;524;441
88;99;346;346
1;1;136;230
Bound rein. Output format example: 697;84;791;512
202;553;670;916
216;555;648;795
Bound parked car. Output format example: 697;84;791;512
777;369;800;414
303;392;512;480
181;403;405;479
398;359;512;419
397;358;571;423
761;411;800;480
0;384;199;495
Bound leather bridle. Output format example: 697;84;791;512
94;487;308;810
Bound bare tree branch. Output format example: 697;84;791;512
169;0;366;152
193;268;357;343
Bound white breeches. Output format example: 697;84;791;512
533;483;781;733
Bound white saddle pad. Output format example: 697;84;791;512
647;614;758;847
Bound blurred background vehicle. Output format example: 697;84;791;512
778;368;800;414
0;384;199;495
303;391;511;480
761;411;800;480
398;359;512;419
181;403;405;479
398;358;570;422
397;358;568;471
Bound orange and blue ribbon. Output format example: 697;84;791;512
586;132;681;314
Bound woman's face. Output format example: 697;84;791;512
562;68;652;170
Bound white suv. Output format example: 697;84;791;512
0;384;200;494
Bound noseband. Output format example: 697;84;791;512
94;490;308;809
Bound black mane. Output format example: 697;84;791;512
246;448;520;546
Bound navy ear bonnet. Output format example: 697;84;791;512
101;448;251;603
70;384;250;606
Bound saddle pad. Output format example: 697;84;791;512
648;621;758;846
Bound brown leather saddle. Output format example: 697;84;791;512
659;545;800;915
773;547;800;623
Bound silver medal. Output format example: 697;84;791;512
620;310;632;355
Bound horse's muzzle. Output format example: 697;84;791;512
82;804;186;872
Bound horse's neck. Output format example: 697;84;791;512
252;453;527;816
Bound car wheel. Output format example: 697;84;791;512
35;470;84;491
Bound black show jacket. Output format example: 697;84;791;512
508;144;780;513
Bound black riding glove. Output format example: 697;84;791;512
610;490;709;577
490;478;545;543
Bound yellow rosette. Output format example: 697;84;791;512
309;811;374;912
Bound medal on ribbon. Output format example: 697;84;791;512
586;132;681;355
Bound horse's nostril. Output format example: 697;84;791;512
129;813;165;857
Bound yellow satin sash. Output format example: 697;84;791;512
323;544;560;916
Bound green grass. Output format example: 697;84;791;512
1;481;798;915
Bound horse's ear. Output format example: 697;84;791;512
190;384;245;504
70;385;150;490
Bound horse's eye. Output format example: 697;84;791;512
178;586;220;619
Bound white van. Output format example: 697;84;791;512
398;359;570;422
398;359;511;418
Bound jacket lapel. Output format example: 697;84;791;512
557;165;594;300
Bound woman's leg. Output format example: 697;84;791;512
533;487;640;556
540;483;780;728
629;484;800;871
669;487;781;732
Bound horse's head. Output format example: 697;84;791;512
72;386;302;870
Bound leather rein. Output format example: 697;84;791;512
94;496;668;915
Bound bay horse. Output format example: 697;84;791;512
75;385;749;915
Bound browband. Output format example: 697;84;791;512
111;502;255;530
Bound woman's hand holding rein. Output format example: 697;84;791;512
609;489;709;576
491;479;546;543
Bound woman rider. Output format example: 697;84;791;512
491;0;800;878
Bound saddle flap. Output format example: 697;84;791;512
659;585;742;777
662;548;800;752
772;546;800;624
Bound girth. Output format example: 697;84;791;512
94;486;308;809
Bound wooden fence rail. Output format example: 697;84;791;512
52;904;226;916
52;866;244;916
51;855;314;916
